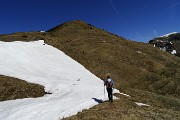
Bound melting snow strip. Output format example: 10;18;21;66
134;102;150;107
119;92;131;97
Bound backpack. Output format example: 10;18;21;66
106;78;113;88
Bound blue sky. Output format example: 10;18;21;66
0;0;180;42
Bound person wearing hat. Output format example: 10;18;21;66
104;73;114;102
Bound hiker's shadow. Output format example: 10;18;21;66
92;98;103;103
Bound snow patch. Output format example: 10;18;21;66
135;102;150;107
0;40;119;120
160;32;177;37
119;92;131;97
137;51;142;54
171;50;177;55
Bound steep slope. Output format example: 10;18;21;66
0;40;112;120
1;20;180;99
46;20;180;97
1;20;180;119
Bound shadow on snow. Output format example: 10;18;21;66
92;98;104;103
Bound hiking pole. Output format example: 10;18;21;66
104;85;105;98
104;83;105;100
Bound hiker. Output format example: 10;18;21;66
104;73;114;102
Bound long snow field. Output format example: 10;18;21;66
0;40;119;120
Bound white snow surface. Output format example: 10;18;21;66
171;50;177;55
0;40;119;120
119;92;131;97
134;102;150;107
161;32;178;37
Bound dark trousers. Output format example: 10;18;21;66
107;88;113;101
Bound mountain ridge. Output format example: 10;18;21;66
149;32;180;56
160;32;178;37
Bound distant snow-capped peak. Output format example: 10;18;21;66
160;32;178;37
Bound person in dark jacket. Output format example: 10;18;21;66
104;73;114;102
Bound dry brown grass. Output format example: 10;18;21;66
0;75;45;101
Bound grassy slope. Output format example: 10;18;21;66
0;75;45;101
46;20;180;97
0;20;180;119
